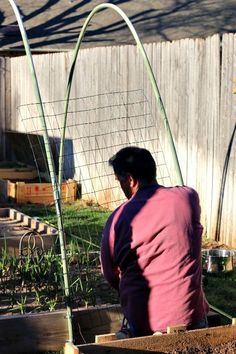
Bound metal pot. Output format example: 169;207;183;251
202;249;236;273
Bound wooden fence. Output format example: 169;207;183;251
0;33;235;246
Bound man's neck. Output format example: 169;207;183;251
138;179;158;190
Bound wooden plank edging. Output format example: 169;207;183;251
0;305;123;354
77;325;236;354
0;305;223;353
64;342;79;354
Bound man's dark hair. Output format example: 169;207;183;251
109;146;156;183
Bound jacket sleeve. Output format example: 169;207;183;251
100;213;120;290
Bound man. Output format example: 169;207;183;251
101;146;209;337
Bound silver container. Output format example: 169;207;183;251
202;249;236;273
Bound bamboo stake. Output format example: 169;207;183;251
209;304;233;321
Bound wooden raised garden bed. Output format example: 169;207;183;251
0;178;77;204
0;207;58;256
73;323;236;354
0;305;222;354
0;161;38;180
0;304;123;354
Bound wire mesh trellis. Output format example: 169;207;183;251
4;88;173;317
19;89;172;211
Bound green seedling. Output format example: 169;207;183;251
16;295;27;314
45;297;58;312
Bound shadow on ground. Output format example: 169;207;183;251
0;0;236;50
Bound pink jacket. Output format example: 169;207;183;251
101;185;209;334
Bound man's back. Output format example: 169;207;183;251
101;184;209;335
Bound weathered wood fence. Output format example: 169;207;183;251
0;33;235;246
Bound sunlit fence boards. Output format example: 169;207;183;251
0;33;235;246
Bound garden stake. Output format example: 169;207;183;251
209;304;234;321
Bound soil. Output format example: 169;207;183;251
169;340;236;353
157;326;236;354
95;326;236;354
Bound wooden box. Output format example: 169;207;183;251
0;179;77;204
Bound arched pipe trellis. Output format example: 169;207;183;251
7;0;184;346
58;2;184;187
8;0;74;343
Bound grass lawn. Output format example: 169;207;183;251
20;200;110;249
204;271;236;324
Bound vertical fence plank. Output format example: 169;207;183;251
219;34;236;246
0;57;10;160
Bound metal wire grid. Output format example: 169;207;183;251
18;90;172;209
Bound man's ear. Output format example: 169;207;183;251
129;175;138;188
